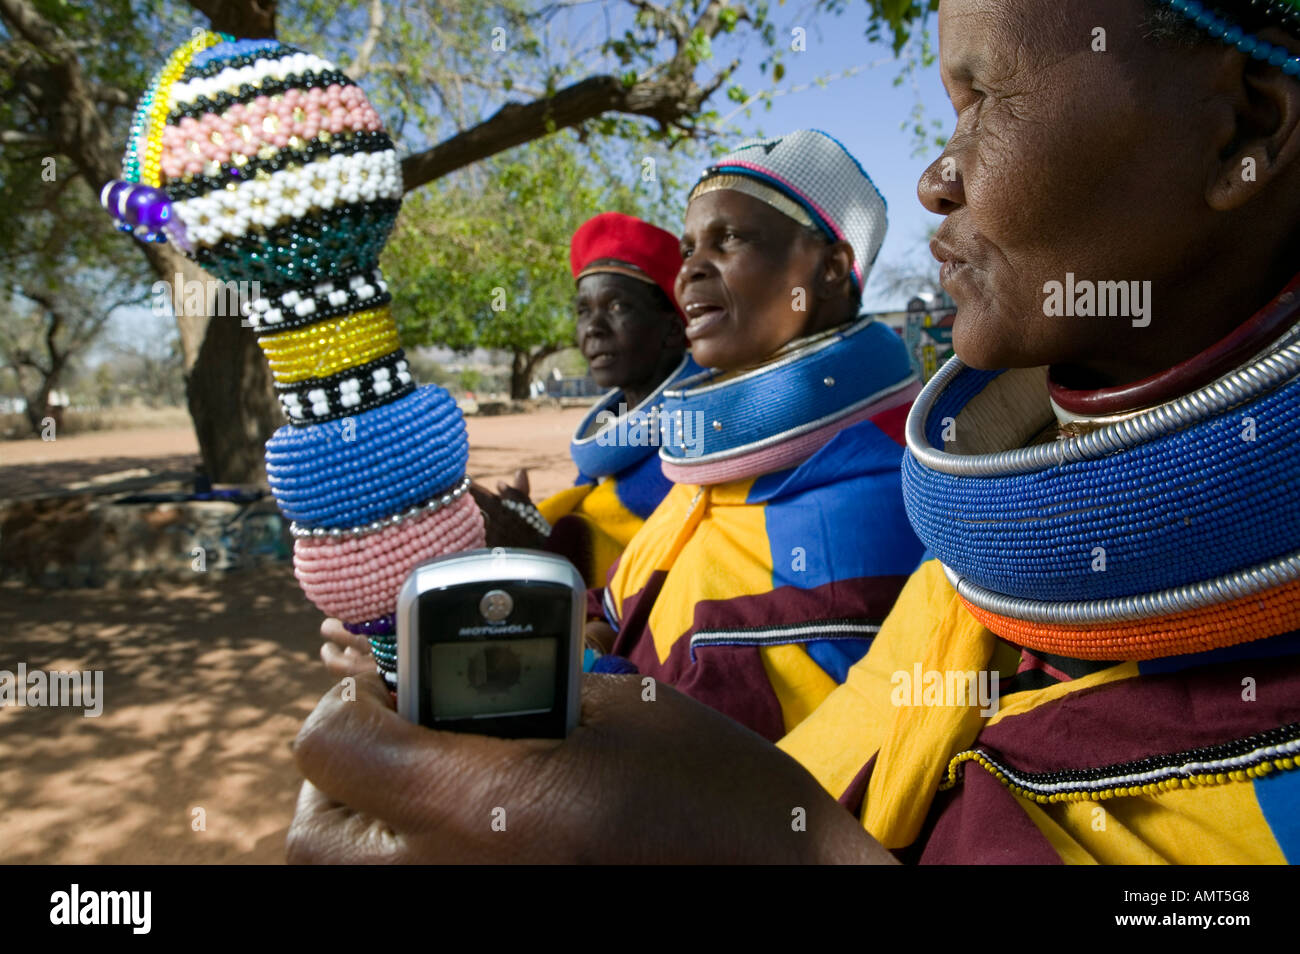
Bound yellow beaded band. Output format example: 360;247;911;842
939;745;1299;805
141;31;225;187
258;306;400;384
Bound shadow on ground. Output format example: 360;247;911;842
0;567;333;863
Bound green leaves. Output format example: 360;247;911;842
382;132;693;367
684;28;712;65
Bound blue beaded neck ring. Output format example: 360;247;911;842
1163;0;1300;74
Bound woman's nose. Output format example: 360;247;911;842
918;147;965;217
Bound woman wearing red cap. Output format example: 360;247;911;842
533;212;699;588
582;132;927;741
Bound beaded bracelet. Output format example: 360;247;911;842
1164;0;1300;74
257;305;399;383
245;267;389;334
501;497;552;536
277;350;413;424
294;490;485;622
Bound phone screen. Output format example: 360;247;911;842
428;637;558;719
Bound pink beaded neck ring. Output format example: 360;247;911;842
102;34;487;688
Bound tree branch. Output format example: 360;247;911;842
400;0;744;193
91;83;136;108
628;0;689;44
0;129;53;146
344;0;383;81
182;0;277;38
404;71;698;192
0;0;73;54
0;0;123;187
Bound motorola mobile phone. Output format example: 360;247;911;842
395;548;584;738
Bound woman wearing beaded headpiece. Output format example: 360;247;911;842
578;130;926;741
287;0;1300;865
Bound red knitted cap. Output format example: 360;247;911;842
570;212;683;321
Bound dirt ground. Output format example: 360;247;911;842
0;406;588;863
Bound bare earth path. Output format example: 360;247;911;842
0;407;588;863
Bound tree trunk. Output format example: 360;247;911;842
22;380;52;435
187;315;280;485
140;237;280;485
510;346;562;400
510;352;528;400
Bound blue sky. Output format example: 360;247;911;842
536;1;955;312
98;4;954;357
699;10;953;311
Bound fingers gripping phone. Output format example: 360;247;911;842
396;548;584;739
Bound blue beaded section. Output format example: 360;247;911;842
264;384;469;529
660;318;916;465
1164;1;1300;76
190;38;284;70
902;366;1300;602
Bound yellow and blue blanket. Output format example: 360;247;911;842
601;411;926;740
779;560;1300;863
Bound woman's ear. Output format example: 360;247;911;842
817;240;856;301
1207;28;1300;211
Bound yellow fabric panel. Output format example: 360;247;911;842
863;582;997;849
584;525;627;590
1024;784;1288;865
539;479;653;587
537;485;594;524
1016;798;1099;865
573;479;648;549
760;644;839;734
606;481;702;626
779;560;977;801
987;661;1141;728
648;482;774;662
607;478;775;663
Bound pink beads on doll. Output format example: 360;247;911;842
294;490;485;622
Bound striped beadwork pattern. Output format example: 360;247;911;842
941;723;1300;804
903;368;1300;603
116;36;486;682
902;346;1300;659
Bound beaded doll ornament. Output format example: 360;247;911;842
101;32;486;687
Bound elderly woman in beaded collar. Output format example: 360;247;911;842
288;0;1300;864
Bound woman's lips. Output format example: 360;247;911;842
685;307;727;341
939;259;972;289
